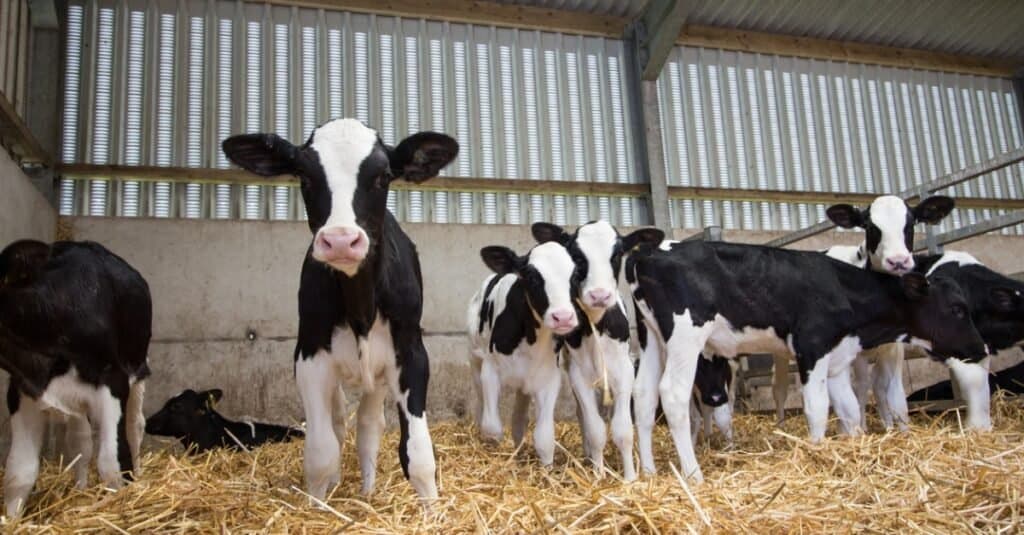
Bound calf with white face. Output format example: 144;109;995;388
825;195;954;274
531;221;663;482
223;118;458;501
467;242;578;466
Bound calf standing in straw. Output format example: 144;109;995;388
467;240;579;466
532;221;663;481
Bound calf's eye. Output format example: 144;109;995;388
952;305;967;319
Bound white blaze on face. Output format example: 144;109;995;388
529;242;578;333
309;119;380;273
867;196;914;274
575;221;618;310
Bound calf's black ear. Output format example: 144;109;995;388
620;228;665;251
900;272;931;300
988;287;1021;313
222;133;298;176
826;204;866;228
389;132;459;183
480;246;523;275
202;389;224;409
531;223;571;245
912;196;955;225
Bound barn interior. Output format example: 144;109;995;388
1;0;1023;530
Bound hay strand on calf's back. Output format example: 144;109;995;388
3;396;1024;532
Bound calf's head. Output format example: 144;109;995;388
0;240;51;289
900;273;987;360
694;355;731;407
223;119;458;276
826;195;954;275
481;242;579;335
531;221;664;315
145;389;223;439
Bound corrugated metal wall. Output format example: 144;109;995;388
58;0;643;226
57;0;1024;234
656;46;1024;233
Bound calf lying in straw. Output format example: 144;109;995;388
146;389;303;453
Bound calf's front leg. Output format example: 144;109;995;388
392;337;438;500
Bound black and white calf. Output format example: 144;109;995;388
532;221;662;481
689;355;734;448
771;195;956;428
627;239;987;481
145;389;303;452
223;118;458;501
898;252;1024;430
0;240;150;517
467;241;579;466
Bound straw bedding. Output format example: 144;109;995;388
3;395;1023;533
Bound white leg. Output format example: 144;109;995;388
5;394;46;518
711;403;733;447
478;359;503;443
65;414;94;489
802;355;831;443
947;357;992;431
391;389;438;500
772;353;790;424
660;320;710;483
701;400;714;438
511;391;531;447
633;332;664;475
532;373;561;467
296;357;341;501
126;380;145;476
91;387;124;490
609;357;636;482
851;354;871;430
568;361;607;477
572;390;591;461
470;356;483;427
689;397;702;447
875;344;909;431
356;387;388;495
827;368;863;436
331;386;347;456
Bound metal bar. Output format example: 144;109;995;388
913;210;1024;251
766;147;1024;247
57;163;1024;212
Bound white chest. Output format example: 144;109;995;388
321;317;397;389
567;334;629;383
489;336;560;393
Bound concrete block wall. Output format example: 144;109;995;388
59;217;1024;429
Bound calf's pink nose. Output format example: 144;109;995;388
315;227;368;263
550;308;577;328
885;254;912;271
586;288;613;306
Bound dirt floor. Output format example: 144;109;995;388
2;396;1023;533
